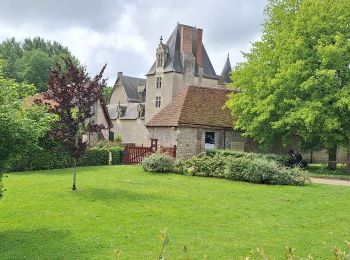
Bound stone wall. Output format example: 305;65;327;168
147;126;252;159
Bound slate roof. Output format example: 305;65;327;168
147;24;219;80
146;86;237;128
112;75;146;103
221;54;232;84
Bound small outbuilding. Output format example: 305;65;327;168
146;85;257;159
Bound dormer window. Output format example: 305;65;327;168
157;54;163;67
156;77;162;89
155;96;162;108
156;36;168;68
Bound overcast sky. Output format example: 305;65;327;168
0;0;267;85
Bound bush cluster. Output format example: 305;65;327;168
205;150;289;166
225;157;307;185
175;152;308;186
142;153;175;173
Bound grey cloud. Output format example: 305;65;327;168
0;0;267;84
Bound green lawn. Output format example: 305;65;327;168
0;166;349;259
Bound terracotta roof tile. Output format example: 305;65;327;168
146;86;236;128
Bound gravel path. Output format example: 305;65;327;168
311;177;350;187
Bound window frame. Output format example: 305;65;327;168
156;77;162;89
155;96;162;108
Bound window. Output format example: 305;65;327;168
157;54;163;67
205;132;215;150
155;96;162;108
156;77;162;89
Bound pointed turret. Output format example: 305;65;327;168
221;53;232;84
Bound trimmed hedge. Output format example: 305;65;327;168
10;146;123;172
142;153;175;173
174;152;309;186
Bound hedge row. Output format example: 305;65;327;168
11;147;123;172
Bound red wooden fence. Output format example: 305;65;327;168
122;139;176;165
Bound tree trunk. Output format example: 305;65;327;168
310;149;313;164
327;146;337;170
72;159;77;191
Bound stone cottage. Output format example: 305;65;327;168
146;85;257;159
108;23;233;149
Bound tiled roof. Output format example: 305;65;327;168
147;24;219;80
146;86;237;128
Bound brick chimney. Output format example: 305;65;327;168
180;25;193;54
195;28;203;67
117;72;123;78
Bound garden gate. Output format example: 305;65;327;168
122;139;176;165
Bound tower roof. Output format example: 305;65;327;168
147;23;219;80
221;53;232;84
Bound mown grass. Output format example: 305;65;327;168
0;165;349;259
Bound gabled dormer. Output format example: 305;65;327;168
156;36;168;69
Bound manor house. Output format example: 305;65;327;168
107;23;253;158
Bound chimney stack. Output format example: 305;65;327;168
195;28;203;67
180;25;193;54
117;72;123;78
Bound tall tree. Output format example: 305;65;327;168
0;59;53;174
226;0;350;169
38;58;107;190
0;37;78;93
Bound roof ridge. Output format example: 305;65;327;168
121;75;146;81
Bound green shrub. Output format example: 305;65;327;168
205;150;289;166
175;151;308;186
110;147;123;165
174;153;226;177
225;157;308;186
77;148;109;166
142;153;174;173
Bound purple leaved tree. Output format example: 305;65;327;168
40;57;107;190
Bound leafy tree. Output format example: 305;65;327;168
38;57;107;190
0;59;54;197
102;86;113;104
16;49;54;93
0;37;78;93
226;0;350;169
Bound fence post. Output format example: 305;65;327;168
173;145;177;158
